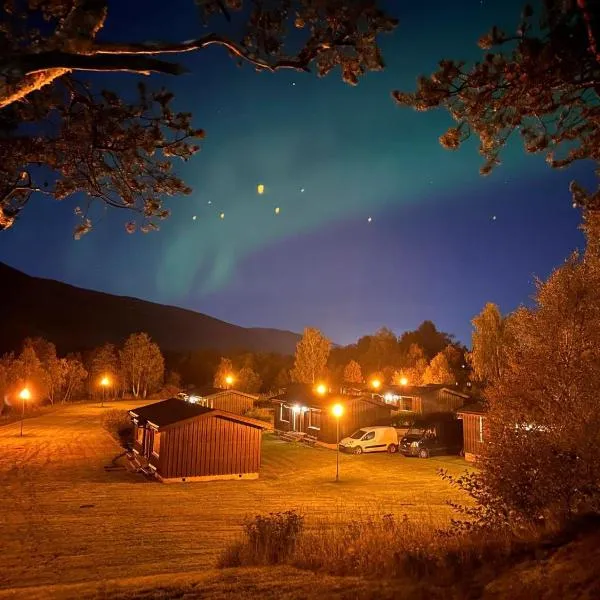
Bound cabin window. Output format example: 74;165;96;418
135;425;144;444
478;417;484;443
400;397;414;411
152;431;161;456
309;409;321;430
280;404;290;422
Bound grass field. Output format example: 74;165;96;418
0;401;470;596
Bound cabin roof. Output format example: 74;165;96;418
130;398;268;430
187;386;259;400
456;400;487;415
271;383;390;410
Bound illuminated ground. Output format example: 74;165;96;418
0;402;469;597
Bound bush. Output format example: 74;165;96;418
219;510;304;567
101;409;133;447
243;407;273;425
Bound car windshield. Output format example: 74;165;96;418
350;429;367;440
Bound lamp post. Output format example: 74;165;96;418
225;374;234;390
100;376;110;408
19;387;31;437
332;403;344;483
370;378;381;390
315;383;327;396
399;377;408;386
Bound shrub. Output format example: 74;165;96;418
243;407;273;425
101;409;133;447
219;510;304;567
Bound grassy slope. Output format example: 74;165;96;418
0;401;469;595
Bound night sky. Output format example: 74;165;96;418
0;0;591;346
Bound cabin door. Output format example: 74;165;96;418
293;411;306;433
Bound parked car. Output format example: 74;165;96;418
399;414;463;458
339;426;399;454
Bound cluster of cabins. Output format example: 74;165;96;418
128;382;487;484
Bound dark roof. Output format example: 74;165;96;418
187;385;224;397
457;400;487;415
375;384;470;399
272;383;389;410
130;398;213;427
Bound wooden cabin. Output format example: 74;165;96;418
129;398;267;483
185;386;258;416
370;384;470;415
272;383;393;444
456;401;487;462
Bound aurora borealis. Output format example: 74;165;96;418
0;0;591;344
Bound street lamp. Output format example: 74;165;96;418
225;374;234;389
100;376;110;408
19;387;31;437
315;383;327;396
332;403;344;482
371;378;381;390
399;377;408;386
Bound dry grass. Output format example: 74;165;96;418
0;401;469;594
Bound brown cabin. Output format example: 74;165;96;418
186;386;258;416
129;398;267;483
456;401;487;462
272;383;393;444
361;384;470;416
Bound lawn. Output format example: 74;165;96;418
0;401;470;596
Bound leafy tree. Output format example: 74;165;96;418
398;321;454;361
291;327;331;384
467;303;512;386
0;1;396;234
394;0;600;208
362;327;399;372
213;357;234;389
343;359;363;384
60;354;88;402
119;333;164;397
88;342;120;397
273;367;291;391
237;367;262;394
11;344;48;403
422;351;455;385
397;343;428;386
23;337;62;404
459;217;600;526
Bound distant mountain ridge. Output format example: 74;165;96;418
0;262;300;355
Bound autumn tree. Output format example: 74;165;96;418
0;1;396;234
213;357;234;389
397;343;428;386
362;327;399;372
343;359;363;384
23;337;62;404
398;321;454;361
460;216;600;525
11;344;49;403
468;303;512;386
422;351;455;385
60;355;88;402
88;343;120;396
395;0;600;210
291;327;331;384
119;333;164;397
237;367;262;394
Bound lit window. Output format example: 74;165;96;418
135;426;144;444
280;405;290;422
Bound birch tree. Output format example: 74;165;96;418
120;333;164;397
291;327;331;384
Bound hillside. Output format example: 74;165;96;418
0;262;300;355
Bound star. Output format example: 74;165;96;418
492;215;497;221
192;215;197;221
207;200;212;205
274;207;280;215
367;217;372;223
292;82;296;86
220;212;225;219
257;184;265;195
300;188;305;193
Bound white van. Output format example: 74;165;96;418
338;426;399;454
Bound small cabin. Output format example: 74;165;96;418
369;384;470;415
185;386;258;416
456;401;487;462
272;383;393;444
129;398;267;482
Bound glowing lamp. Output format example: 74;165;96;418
19;388;31;401
399;377;408;386
371;379;381;390
332;403;344;418
225;375;234;386
100;376;110;387
315;383;327;396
